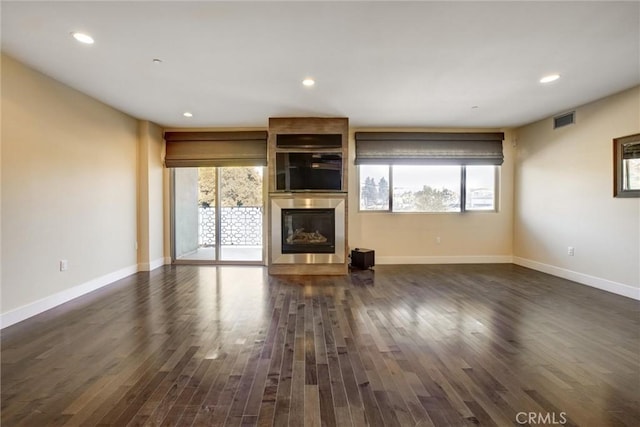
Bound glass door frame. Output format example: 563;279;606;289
170;167;267;266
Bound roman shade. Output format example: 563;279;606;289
164;131;268;167
623;144;640;160
619;134;640;160
354;132;505;165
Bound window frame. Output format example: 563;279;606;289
358;164;499;213
464;164;500;212
613;133;640;198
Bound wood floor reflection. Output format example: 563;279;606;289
1;264;638;426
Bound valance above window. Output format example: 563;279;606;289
164;131;268;168
354;132;505;165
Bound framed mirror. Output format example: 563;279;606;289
614;133;640;198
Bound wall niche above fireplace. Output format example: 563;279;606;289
268;117;348;194
268;117;349;275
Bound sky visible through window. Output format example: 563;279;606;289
393;165;458;192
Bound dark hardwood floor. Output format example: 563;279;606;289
1;264;638;426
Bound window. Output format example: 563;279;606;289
613;133;640;197
394;165;461;212
465;165;497;211
355;132;503;213
623;158;640;190
359;164;498;213
359;165;389;210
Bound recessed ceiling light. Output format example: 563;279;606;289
183;112;193;118
71;32;94;44
540;74;560;83
302;78;315;87
152;58;163;64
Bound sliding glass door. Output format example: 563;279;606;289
172;166;264;263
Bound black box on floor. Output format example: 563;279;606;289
351;248;375;270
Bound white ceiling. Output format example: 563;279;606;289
2;1;639;129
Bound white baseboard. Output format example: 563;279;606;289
138;257;168;272
4;256;634;329
376;255;514;265
513;257;640;300
0;264;138;329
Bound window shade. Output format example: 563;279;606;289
623;143;640;160
164;131;268;167
619;133;640;160
354;132;505;165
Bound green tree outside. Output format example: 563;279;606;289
413;185;458;212
198;167;263;207
361;176;377;207
377;176;389;206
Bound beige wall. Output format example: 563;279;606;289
148;124;165;264
348;128;515;263
514;86;640;296
137;120;165;270
1;54;140;317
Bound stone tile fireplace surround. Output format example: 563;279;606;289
267;117;349;275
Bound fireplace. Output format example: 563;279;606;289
282;208;335;254
268;117;348;274
270;196;346;267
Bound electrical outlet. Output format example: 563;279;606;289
436;236;441;244
567;246;575;256
60;260;69;271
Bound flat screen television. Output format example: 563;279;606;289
276;152;342;191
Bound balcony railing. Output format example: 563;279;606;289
198;206;263;246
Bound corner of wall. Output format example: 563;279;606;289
1;54;139;325
512;86;640;299
137;120;166;269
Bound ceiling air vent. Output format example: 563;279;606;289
553;111;575;129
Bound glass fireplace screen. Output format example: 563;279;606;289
281;208;335;254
